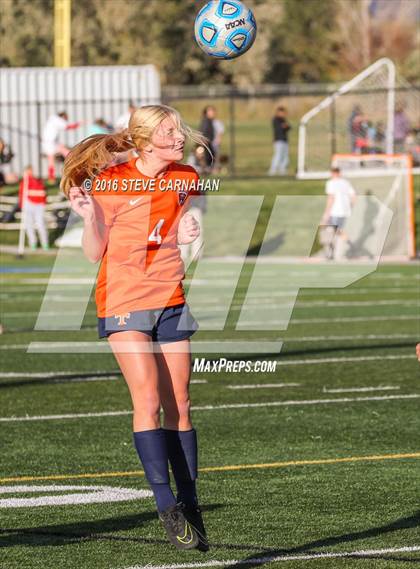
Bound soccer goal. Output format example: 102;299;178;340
297;58;419;179
331;153;415;260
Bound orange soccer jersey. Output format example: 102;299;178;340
91;158;200;318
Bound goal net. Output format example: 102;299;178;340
330;154;415;260
298;58;420;179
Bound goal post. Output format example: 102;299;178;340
297;58;419;180
331;153;415;260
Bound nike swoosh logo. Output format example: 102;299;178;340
177;521;194;545
129;198;142;206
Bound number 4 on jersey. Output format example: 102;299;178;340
148;219;165;245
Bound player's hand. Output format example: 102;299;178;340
68;186;96;221
178;212;200;245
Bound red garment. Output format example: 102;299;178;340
65;122;81;130
18;174;47;208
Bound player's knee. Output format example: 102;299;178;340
133;394;160;422
163;395;191;425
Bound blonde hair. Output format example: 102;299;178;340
60;104;209;197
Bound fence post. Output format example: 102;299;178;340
36;102;42;178
229;88;236;176
330;96;337;157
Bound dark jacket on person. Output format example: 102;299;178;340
200;116;215;145
272;117;290;142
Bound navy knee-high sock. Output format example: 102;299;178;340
163;428;198;506
133;428;176;512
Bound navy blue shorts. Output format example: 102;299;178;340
97;303;199;343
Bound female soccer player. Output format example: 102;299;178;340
60;105;209;552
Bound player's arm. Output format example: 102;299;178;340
177;172;202;244
350;185;357;207
68;186;110;263
177;212;200;245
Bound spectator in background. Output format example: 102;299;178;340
394;105;410;153
348;105;362;152
85;118;113;137
366;121;377;153
115;101;137;132
0;138;18;186
268;106;291;176
41;111;82;183
18;165;49;251
321;167;356;260
199;106;216;173
352;112;369;154
374;121;386;152
405;128;420;166
114;103;138;164
212;111;225;173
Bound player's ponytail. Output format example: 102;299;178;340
61;104;211;197
60;130;134;197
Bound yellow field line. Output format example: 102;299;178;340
1;452;419;484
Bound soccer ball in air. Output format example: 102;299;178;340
194;0;257;60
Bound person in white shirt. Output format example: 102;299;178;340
212;116;225;173
115;102;137;132
41;111;81;183
321;167;356;259
113;102;138;164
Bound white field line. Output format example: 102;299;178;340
322;386;400;393
2;287;419;300
2;278;96;285
258;334;416;342
371;273;407;278
5;298;416;317
0;484;152;508
2;311;96;318
276;354;415;365
296;315;418;323
291;300;419;307
0;371;114;378
0;394;418;422
242;315;419;325
122;545;420;568
49;375;120;383
231;298;420;306
1;278;238;286
227;383;301;390
1;317;417;330
1;296;94;304
276;287;419;295
2;272;418;286
195;301;419;313
0;334;416;351
0;371;206;385
0;374;120;384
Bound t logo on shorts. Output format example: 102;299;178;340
115;313;131;326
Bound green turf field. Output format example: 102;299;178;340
1;176;419;568
1;258;419;568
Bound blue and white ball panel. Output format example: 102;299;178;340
198;20;220;47
216;0;243;18
194;0;257;60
